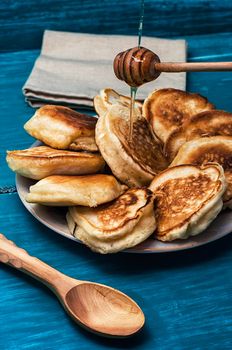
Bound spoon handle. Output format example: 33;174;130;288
0;233;76;295
155;61;232;72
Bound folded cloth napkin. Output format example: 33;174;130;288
23;30;187;109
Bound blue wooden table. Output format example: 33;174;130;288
1;1;232;349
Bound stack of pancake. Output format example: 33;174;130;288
6;88;232;253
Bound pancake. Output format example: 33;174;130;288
143;88;214;143
170;136;232;207
95;104;168;187
165;110;232;161
26;174;127;207
94;88;142;118
24;105;98;152
6;146;105;180
149;163;226;241
67;188;156;253
94;95;108;118
69;136;98;152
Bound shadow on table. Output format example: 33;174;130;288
22;209;232;277
13;194;232;278
74;323;151;349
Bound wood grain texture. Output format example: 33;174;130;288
0;233;144;337
0;193;232;349
1;0;232;51
114;46;232;87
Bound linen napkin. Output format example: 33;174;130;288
23;30;187;109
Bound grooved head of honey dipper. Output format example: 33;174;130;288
113;47;161;87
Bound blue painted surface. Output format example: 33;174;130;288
1;194;232;350
1;1;232;349
1;0;232;51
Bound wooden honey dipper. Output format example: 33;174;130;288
114;47;232;87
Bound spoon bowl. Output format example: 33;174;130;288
0;233;144;338
65;282;144;337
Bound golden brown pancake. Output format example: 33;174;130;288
69;136;98;152
24;105;98;151
94;95;108;118
67;188;156;253
26;174;127;207
165;110;232;161
6;146;105;180
149;163;226;241
96;104;168;187
170;136;232;207
94;88;142;118
143;88;214;143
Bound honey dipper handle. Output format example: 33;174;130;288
0;233;76;295
155;61;232;72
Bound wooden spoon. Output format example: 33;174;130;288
0;233;144;337
114;46;232;87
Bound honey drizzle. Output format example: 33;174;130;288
129;87;138;140
129;0;145;141
138;0;145;48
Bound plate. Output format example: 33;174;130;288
16;143;232;253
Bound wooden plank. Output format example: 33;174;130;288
0;193;232;349
187;33;232;111
0;50;38;188
1;0;232;51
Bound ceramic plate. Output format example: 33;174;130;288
16;142;232;253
